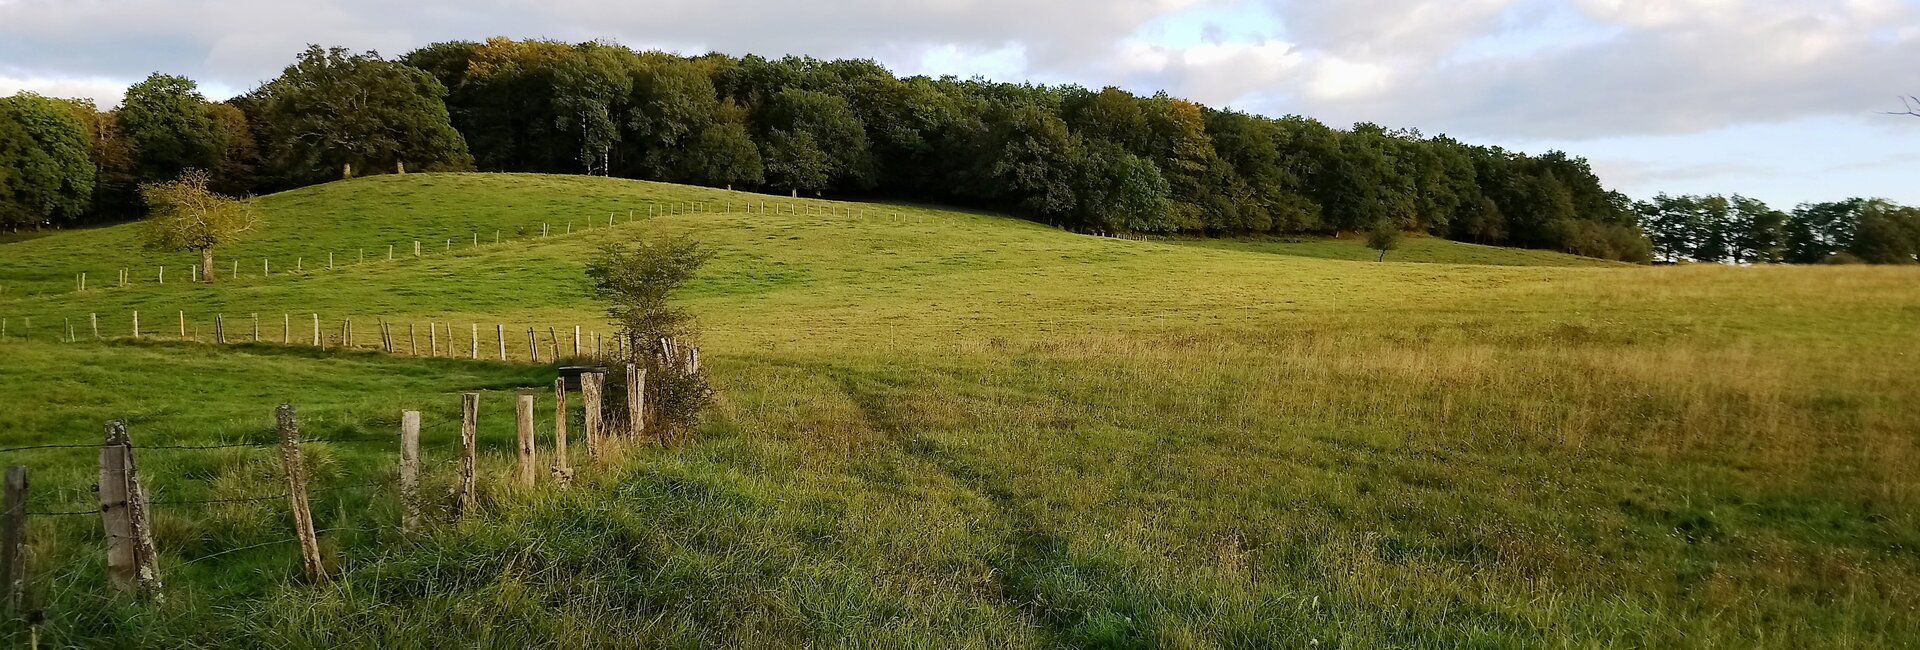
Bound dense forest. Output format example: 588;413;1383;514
3;38;1915;263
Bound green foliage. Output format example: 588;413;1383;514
116;74;223;183
138;169;259;281
760;89;874;190
680;122;764;187
1644;194;1916;264
1365;223;1402;261
1074;141;1172;233
0;92;95;228
256;45;472;185
585;234;715;436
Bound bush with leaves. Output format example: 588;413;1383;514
586;234;715;440
139;170;259;282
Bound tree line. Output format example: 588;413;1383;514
0;37;1906;264
1637;194;1919;264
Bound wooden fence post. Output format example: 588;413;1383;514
572;326;581;358
252;313;259;342
2;465;25;614
399;410;420;534
497;325;506;361
131;311;138;339
527;329;539;363
91;313;99;339
582;371;605;458
471;324;478;360
429;322;438;356
409;323;417;356
275;404;325;583
179;311;185;339
552;378;571;485
215;314;225;344
626;364;645;439
99;420;160;598
311;314;319;347
457;393;478;516
516;392;537;487
283;314;290;344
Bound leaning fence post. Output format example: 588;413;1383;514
99;420;160;598
626;364;645;439
516;392;537;487
399;410;421;534
457;393;478;516
275;404;325;583
2;465;26;614
552;378;572;486
527;329;539;363
583;372;604;459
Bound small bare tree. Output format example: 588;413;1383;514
1889;96;1920;118
139;170;259;282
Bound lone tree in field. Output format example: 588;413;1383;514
139;170;259;282
586;234;714;439
1367;223;1402;261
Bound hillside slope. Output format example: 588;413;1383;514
0;173;1916;648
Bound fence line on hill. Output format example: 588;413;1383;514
0;310;642;364
27;196;893;298
0;371;660;614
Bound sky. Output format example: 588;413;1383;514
2;0;1916;208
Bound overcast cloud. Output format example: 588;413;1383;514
2;0;1915;205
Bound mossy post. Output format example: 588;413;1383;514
99;420;160;598
275;404;324;583
582;372;604;459
552;379;572;486
1;465;25;614
515;392;537;487
626;364;645;439
399;410;421;535
457;393;478;516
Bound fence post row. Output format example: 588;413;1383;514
99;420;160;599
275;404;325;583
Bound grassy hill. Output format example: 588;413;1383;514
1;173;1917;648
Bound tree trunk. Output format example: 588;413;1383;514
200;248;215;283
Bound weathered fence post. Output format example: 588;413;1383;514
215;314;225;343
251;313;259;342
457;393;478;516
283;314;290;344
99;420;160;598
497;324;506;361
399;410;421;535
275;404;325;583
179;311;186;339
582;372;604;459
572;326;581;358
516;392;537;487
2;465;26;614
470;324;478;360
429;322;438;356
627;364;645;439
311;314;319;347
527;329;539;363
131;311;138;339
409;323;417;356
552;378;572;486
91;313;99;339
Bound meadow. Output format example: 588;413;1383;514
0;173;1916;648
